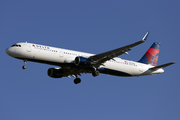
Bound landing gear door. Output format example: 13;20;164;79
59;50;64;57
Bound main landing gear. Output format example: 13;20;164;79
74;78;81;84
92;70;99;77
22;60;27;69
73;70;99;84
73;74;81;84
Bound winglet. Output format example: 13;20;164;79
142;32;149;41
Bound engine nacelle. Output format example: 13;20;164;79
47;68;64;78
74;56;91;66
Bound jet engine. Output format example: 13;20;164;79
47;68;65;78
74;56;91;66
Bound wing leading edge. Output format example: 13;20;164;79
89;32;149;67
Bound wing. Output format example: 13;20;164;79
89;32;149;67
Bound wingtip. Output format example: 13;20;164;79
142;32;149;41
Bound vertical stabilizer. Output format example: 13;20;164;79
138;42;160;66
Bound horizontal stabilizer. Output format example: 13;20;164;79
149;62;175;70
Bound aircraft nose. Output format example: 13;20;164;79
6;48;10;55
6;47;13;56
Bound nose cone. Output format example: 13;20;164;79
6;48;10;55
6;47;14;57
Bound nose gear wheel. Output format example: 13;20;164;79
22;60;27;69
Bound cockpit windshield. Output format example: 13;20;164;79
11;44;21;47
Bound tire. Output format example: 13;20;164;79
92;70;99;77
74;78;81;84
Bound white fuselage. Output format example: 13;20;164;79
6;42;164;77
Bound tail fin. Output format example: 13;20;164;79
138;42;160;66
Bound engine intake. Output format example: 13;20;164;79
47;68;64;78
74;56;91;66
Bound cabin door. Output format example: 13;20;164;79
26;43;31;52
59;50;64;57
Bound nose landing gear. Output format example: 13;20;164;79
22;60;27;69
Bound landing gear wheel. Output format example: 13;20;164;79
92;70;99;77
22;66;27;69
74;78;81;84
22;60;27;69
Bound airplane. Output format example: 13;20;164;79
6;32;175;84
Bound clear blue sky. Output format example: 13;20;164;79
1;0;180;120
